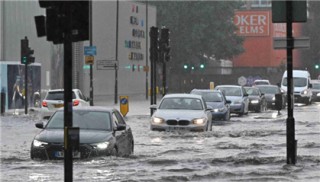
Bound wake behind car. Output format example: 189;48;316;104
41;89;90;119
150;94;212;132
244;86;267;112
215;85;249;116
31;106;134;160
190;89;231;121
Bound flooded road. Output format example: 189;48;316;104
1;103;320;181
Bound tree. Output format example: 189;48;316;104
149;1;244;67
302;1;320;78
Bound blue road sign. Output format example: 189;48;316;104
84;46;97;56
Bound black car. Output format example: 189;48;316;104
31;106;134;160
244;87;267;112
255;85;286;110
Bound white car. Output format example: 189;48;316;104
150;94;213;132
41;89;90;119
253;79;270;86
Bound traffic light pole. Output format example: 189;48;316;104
64;5;73;181
89;0;94;106
286;1;296;165
24;61;28;114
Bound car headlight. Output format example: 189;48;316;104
250;100;259;104
192;118;206;125
301;90;308;95
272;96;275;101
213;107;225;112
33;140;48;147
93;142;109;150
317;93;320;96
152;117;164;124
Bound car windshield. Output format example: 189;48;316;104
46;110;112;130
159;97;203;110
217;87;242;96
282;77;307;87
245;88;260;96
46;91;76;100
192;91;223;102
312;83;320;89
258;86;279;94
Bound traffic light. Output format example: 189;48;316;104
36;1;89;44
315;64;320;69
21;37;35;64
160;27;171;62
149;27;159;62
183;64;188;69
200;64;205;69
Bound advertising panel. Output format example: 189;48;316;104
234;11;270;36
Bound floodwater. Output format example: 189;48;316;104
1;103;320;181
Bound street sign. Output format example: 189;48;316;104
272;1;307;23
85;55;94;64
273;37;310;49
96;60;117;70
84;46;96;56
238;76;247;86
119;96;129;116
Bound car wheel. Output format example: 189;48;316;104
111;147;118;156
224;112;230;121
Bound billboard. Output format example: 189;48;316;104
234;11;270;36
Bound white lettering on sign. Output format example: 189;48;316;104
234;11;270;36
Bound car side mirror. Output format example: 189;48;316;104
150;105;157;110
35;122;44;129
261;93;265;96
226;100;231;104
309;83;312;88
244;93;249;97
115;124;126;131
206;105;213;110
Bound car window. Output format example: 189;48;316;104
46;91;76;100
114;111;126;125
258;86;279;94
46;111;112;130
192;91;223;102
313;83;320;89
77;90;85;100
245;88;259;96
282;77;307;87
217;87;242;96
159;97;203;110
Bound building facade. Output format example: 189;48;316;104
0;1;156;101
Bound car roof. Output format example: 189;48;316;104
215;85;242;88
56;106;115;112
254;79;269;82
163;93;203;99
255;85;278;88
48;89;80;92
191;89;222;93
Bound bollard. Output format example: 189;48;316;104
1;92;5;114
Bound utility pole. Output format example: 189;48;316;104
89;0;94;106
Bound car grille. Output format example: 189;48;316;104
166;120;190;126
44;143;93;159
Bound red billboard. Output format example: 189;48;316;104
234;11;270;36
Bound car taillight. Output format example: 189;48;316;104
73;100;80;106
42;101;47;107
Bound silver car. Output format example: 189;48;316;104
41;89;90;119
215;85;249;116
150;94;213;132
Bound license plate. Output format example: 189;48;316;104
54;151;80;158
54;104;64;108
167;126;186;131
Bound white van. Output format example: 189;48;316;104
281;70;313;105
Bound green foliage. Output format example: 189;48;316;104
149;1;244;65
302;1;320;74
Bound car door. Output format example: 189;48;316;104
112;111;127;155
114;110;133;155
